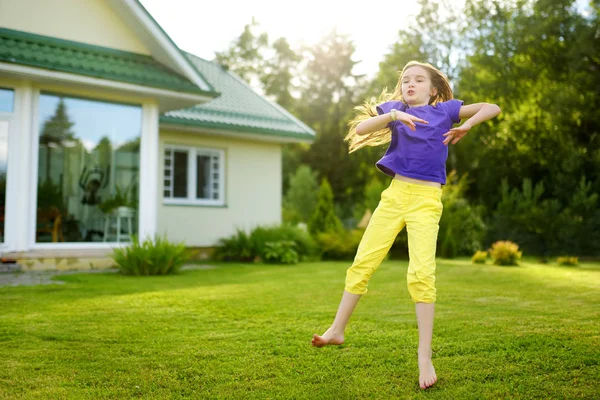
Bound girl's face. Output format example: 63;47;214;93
401;66;438;106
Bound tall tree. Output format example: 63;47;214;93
456;0;599;208
39;99;75;182
260;37;301;110
308;178;343;236
214;17;268;89
295;30;374;216
283;165;319;223
370;0;467;98
451;0;600;254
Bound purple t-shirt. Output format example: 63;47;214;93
375;99;463;185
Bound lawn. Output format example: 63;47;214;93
0;259;598;399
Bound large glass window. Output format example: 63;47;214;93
0;88;14;244
36;94;142;243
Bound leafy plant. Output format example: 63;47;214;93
489;241;522;266
213;224;317;263
99;185;135;214
317;229;364;260
263;241;299;264
213;229;254;262
557;256;578;266
112;235;191;276
472;250;488;264
438;172;486;257
250;225;317;261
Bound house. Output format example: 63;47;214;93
0;0;315;269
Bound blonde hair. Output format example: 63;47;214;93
345;61;454;153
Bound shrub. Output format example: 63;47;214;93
263;241;299;264
250;224;317;261
489;240;522;266
282;205;302;226
472;250;488;264
487;179;561;258
557;256;578;266
438;172;486;257
113;235;191;276
486;177;600;257
317;229;364;260
214;224;318;263
213;229;254;262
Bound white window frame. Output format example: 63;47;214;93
29;90;146;249
0;114;14;249
163;145;225;206
0;87;16;250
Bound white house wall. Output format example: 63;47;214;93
158;131;283;247
0;0;151;55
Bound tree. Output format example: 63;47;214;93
214;18;268;89
94;136;113;168
296;30;377;217
453;0;600;255
39;98;75;182
308;178;343;236
283;165;319;224
371;0;466;98
260;37;301;110
456;0;599;209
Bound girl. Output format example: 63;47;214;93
311;61;501;390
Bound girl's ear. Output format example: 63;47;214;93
430;87;438;97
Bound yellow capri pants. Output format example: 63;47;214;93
345;178;443;303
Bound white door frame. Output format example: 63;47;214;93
0;84;22;253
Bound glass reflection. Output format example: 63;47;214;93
36;94;141;243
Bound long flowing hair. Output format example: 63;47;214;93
345;61;454;153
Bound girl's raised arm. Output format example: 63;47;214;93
458;103;501;123
356;111;429;135
442;102;501;145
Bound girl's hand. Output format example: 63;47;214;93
395;111;428;131
443;122;472;145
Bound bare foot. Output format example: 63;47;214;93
418;355;437;389
311;328;344;348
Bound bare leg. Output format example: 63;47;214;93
416;302;437;389
312;290;361;347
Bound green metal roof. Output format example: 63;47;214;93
161;53;315;141
0;28;218;97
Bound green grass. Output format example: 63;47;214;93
0;259;598;399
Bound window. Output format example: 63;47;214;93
163;146;225;206
36;93;141;243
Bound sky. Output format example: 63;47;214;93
38;94;142;152
139;0;592;79
138;0;426;78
